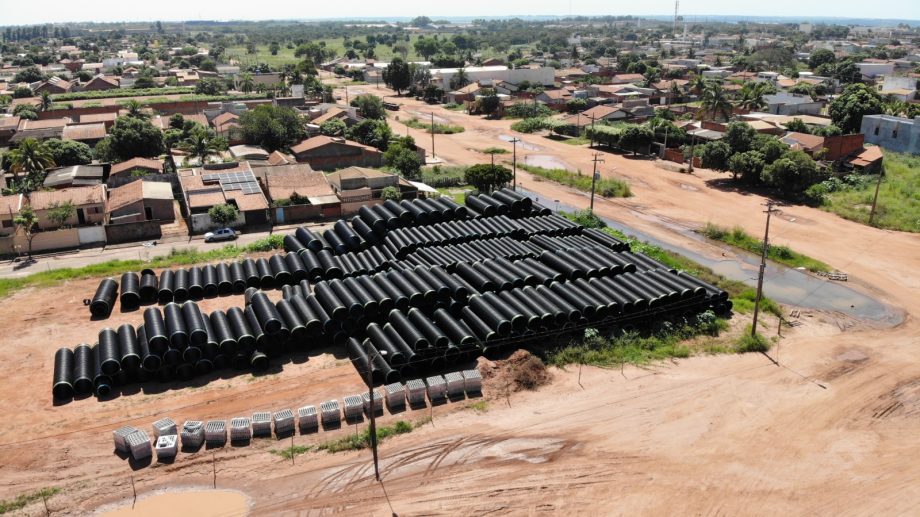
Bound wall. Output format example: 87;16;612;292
0;228;82;255
860;116;920;155
77;226;106;245
270;203;341;225
107;173;180;191
105;220;162;244
341;198;381;217
824;134;865;161
36;204;105;230
38;104;120;121
189;211;244;234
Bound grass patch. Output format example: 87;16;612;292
467;400;488;413
545;315;728;367
444;103;466;111
557;135;591;146
735;328;771;353
701;223;830;273
0;235;284;300
404;117;465;134
316;420;417;453
269;444;311;460
517;163;631;198
421;165;467;188
52;87;195;101
730;288;783;318
819;151;920;232
436;187;469;204
481;147;509;154
0;487;60;514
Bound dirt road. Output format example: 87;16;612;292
0;90;917;515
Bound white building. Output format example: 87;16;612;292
856;62;895;78
429;66;555;89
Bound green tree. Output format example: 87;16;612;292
812;125;842;137
829;83;883;134
479;93;501;117
723;121;757;154
699;81;733;121
121;99;148;119
728;150;765;183
449;68;469;90
380;185;402;201
269;42;280;56
422;84;444;104
751;134;788;164
699;140;732;171
414;37;440;60
13;206;39;258
737;82;769;111
382;57;411;95
784;118;810;133
179;127;226;164
40;138;92;166
565;98;588;113
239;73;254;93
346;119;392;151
383;137;422;179
102;116;165;161
13;104;38;120
239;104;306;151
208;203;239;227
195;77;227;95
14;65;44;83
47;201;76;228
39;90;53;111
808;49;836;69
618;124;654;155
319;118;346;136
349;94;386;120
12;86;33;99
464;163;512;193
7;138;55;187
761;150;823;195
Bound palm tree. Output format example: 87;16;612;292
39;90;53;111
239;73;254;93
7;138;55;187
121;99;148;119
690;74;706;97
179;128;226;164
450;68;469;90
698;81;733;121
737;82;768;111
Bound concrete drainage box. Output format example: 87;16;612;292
113;425;138;453
273;409;295;436
320;400;340;426
426;375;447;401
363;390;383;415
155;435;178;459
297;406;318;432
405;379;427;405
181;421;205;448
230;417;252;442
384;382;405;411
462;369;482;393
251;412;272;437
126;430;152;460
444;372;465;397
343;395;364;419
205;420;226;446
152;417;177;438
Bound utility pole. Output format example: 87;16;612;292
510;137;520;189
590;153;604;212
429;112;436;160
868;168;884;226
366;349;383;481
751;201;779;338
587;114;597;148
687;133;696;173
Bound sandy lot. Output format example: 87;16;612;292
0;90;918;515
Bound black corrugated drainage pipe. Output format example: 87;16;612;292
202;264;219;298
89;278;118;318
117;323;140;371
250;291;283;335
164;302;189;350
52;347;74;399
119;272;141;309
173;269;190;302
92;344;113;397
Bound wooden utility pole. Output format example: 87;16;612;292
212;452;217;488
868;168;884;226
590;153;604;212
687;134;697;172
366;352;380;481
752;201;779;338
510;137;520;189
131;475;137;509
587;114;597;148
429;112;436;160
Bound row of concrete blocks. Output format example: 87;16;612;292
112;369;482;458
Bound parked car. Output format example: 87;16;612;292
204;228;238;243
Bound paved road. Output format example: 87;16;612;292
0;221;333;279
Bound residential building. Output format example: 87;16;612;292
0;194;25;236
229;145;270;162
847;146;884;173
33;76;73;94
326;167;416;214
860;115;920;154
211;112;243;143
763;93;824;116
290;136;384;170
264;163;342;222
535;88;572;107
781;132;866;161
43;164;108;189
427;66;555;90
29;185;106;230
109;157;165;178
0;116;20;145
177;161;270;232
62;123;107;146
82;75;120;91
106;180;175;224
11;118;70;143
856;61;895;78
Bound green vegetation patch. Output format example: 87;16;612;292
701;223;830;273
316;420;418;453
0;487;60;515
269;445;312;460
517;163;631;198
0;235;284;300
404;117;465;134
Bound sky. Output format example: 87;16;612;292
1;0;918;26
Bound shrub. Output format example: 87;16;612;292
735;329;771;353
510;117;547;133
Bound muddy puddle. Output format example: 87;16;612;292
499;134;541;150
98;489;249;516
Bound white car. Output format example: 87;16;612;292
204;228;238;243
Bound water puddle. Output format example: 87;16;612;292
522;154;577;172
499;134;541;150
518;188;902;326
407;110;449;125
98;489;249;517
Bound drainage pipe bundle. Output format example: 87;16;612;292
89;278;118;318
